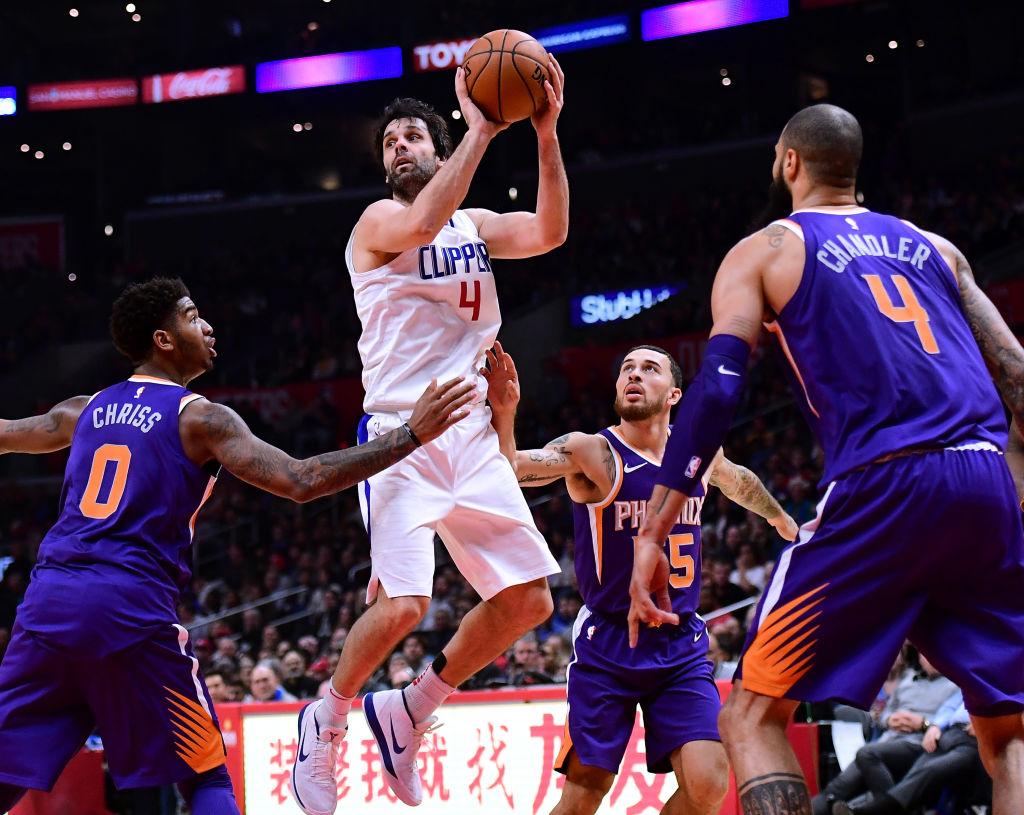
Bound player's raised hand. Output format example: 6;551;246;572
628;537;680;648
531;55;564;137
407;377;477;445
455;67;509;138
770;511;800;541
481;340;520;417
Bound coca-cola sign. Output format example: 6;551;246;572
142;65;246;103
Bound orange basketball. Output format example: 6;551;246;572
462;29;550;123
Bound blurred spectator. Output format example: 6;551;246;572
247;659;298;703
204;670;233;706
400;633;431;679
540;633;570;683
281;649;320;700
707;558;750;621
506;632;556;686
730;541;767;596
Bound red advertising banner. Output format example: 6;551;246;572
0;217;65;271
28;78;137;111
142;65;246;103
412;38;477;72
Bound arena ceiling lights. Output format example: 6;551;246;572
641;0;789;41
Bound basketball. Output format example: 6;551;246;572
462;29;551;123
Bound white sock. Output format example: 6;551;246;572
402;664;455;723
322;686;353;728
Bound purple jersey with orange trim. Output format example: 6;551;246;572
16;376;217;655
769;208;1006;483
572;426;707;621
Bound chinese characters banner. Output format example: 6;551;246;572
241;698;676;815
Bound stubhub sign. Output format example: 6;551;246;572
571;285;680;326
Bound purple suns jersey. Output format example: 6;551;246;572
17;375;217;654
572;427;708;621
770;209;1006;483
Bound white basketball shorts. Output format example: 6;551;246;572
357;406;558;602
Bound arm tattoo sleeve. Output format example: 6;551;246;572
711;461;785;520
956;253;1024;419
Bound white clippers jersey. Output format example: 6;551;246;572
347;209;500;414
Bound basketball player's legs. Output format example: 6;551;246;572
718;687;807;813
86;625;235;796
665;742;730;815
971;714;1024;815
331;588;429;697
0;621;95;794
550;750;615;815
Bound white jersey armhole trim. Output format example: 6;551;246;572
178;393;205;415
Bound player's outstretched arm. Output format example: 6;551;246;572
183;377;475;502
354;69;507;258
465;56;568;260
482;339;569;485
708;449;799;540
0;395;90;455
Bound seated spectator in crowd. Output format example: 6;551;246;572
506;632;556;686
237;608;264;656
246;659;298;703
707;630;738;680
540;633;570;683
280;649;320;700
707;558;750;621
423;607;457;655
730;541;767;596
400;633;432;679
707;614;746;671
784;477;816;525
835;694;986;815
192;637;215;673
386;653;418;690
545;591;582;637
204;669;233;706
812;655;957;815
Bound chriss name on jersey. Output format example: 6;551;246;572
614;494;705;531
816;232;931;274
90;401;163;433
418;240;492;280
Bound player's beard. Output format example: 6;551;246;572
614;394;661;422
750;166;794;230
388;158;436;203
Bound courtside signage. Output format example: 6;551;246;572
412;39;477;72
0;87;15;116
28;78;138;111
142;66;245;103
571;285;680;326
641;0;789;41
255;48;402;92
532;15;631;53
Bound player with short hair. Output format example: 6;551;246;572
291;58;569;814
0;277;474;814
485;341;798;815
628;104;1024;815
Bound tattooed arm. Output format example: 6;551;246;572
482;340;613;497
181;377;475;503
934;235;1024;420
708;449;799;540
0;395;90;454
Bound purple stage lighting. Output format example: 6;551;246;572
256;47;402;93
641;0;788;41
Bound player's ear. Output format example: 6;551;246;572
152;329;174;352
783;148;800;182
667;388;682;406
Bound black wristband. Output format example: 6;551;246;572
403;422;422;447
